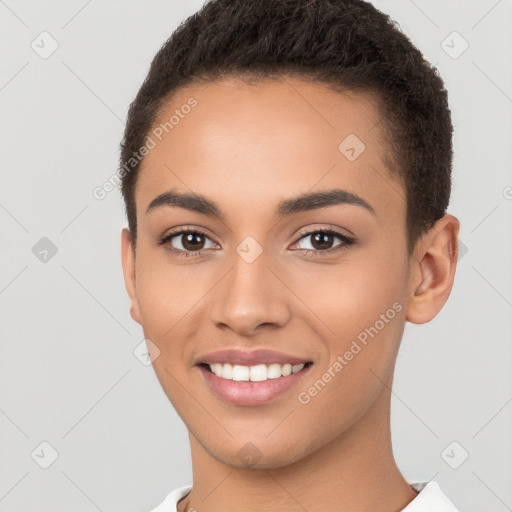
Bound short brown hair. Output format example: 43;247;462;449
119;0;453;255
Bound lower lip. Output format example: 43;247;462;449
198;364;312;406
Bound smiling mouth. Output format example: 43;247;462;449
199;361;314;381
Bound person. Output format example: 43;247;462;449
119;0;461;510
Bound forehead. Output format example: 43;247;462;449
135;77;403;225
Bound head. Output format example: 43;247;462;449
120;0;459;469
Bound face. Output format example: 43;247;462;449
122;77;414;468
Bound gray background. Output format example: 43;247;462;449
0;0;511;511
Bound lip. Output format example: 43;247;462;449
198;362;313;406
196;348;312;366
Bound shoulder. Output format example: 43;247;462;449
401;481;460;511
147;485;193;512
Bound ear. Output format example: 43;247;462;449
405;214;460;324
121;227;142;325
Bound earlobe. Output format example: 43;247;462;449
121;227;142;325
405;214;460;324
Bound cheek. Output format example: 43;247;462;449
293;251;406;339
290;264;406;444
135;250;206;332
291;249;407;401
134;257;199;408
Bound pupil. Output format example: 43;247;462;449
183;233;204;251
312;232;333;250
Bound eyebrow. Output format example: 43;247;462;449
145;188;376;220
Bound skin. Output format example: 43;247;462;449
121;77;460;512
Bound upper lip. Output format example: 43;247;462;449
196;348;312;367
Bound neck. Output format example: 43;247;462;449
178;384;418;512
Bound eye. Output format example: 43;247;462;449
158;228;217;257
158;227;355;258
291;228;354;255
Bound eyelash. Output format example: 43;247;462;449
158;227;355;259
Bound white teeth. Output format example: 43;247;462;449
232;364;249;381
220;363;232;379
281;363;292;376
249;364;267;381
208;362;306;381
211;363;223;376
267;363;282;379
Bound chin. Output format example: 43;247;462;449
208;438;309;470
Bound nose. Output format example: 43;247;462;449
210;245;291;337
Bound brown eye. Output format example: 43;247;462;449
159;229;217;255
294;229;354;254
179;232;206;251
310;232;336;250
